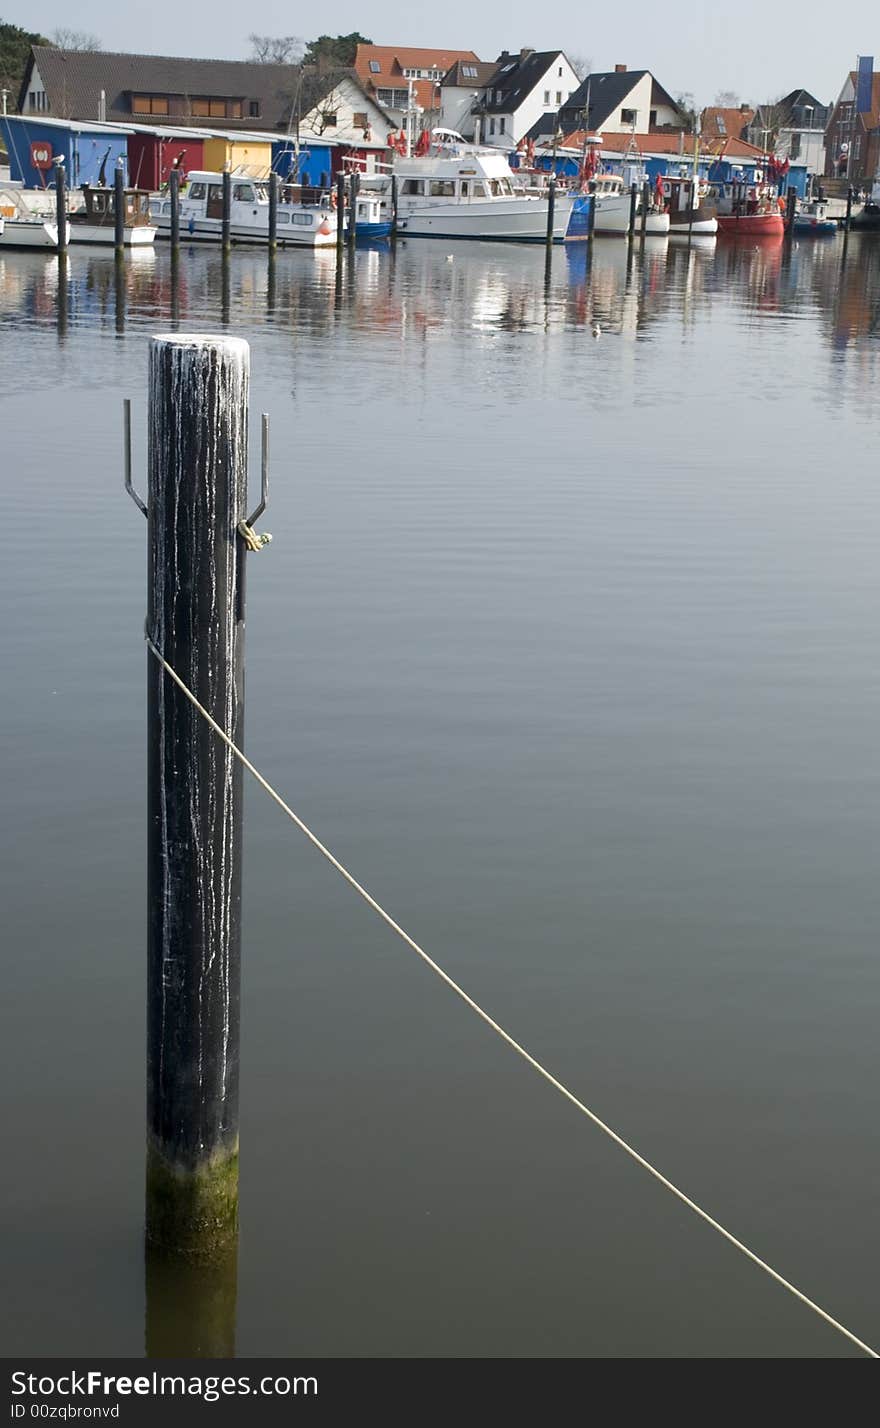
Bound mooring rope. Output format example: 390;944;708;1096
146;631;877;1360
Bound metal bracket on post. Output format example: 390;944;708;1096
123;398;148;517
238;412;272;551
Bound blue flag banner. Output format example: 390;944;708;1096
856;55;874;113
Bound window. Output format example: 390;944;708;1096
495;90;502;102
369;60;380;73
132;94;169;114
621;108;636;125
353;112;368;128
322;112;337;128
249;100;260;117
555;91;562;104
277;212;290;223
232;183;255;201
462;65;477;79
402;178;426;194
854;135;861;157
649;109;657;126
292;213;313;224
429;179;455;195
490;117;496;134
460;180;470;196
499;117;506;133
543;90;550;105
377;87;408;107
188;182;206;200
558;66;563;77
789;132;801;159
190;97;241;119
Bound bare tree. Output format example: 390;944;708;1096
51;28;101;50
567;53;592;82
713;89;740;108
249;34;303;64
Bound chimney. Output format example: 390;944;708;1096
614;63;627;73
520;48;535;60
740;102;750;112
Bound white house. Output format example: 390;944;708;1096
298;74;393;157
439;60;499;138
559;67;682;137
477;49;581;148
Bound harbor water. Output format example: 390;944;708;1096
1;233;878;1357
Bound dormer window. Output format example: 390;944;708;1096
369;60;380;73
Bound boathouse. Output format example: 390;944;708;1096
0;113;131;188
127;122;206;189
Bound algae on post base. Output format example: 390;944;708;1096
146;1142;239;1259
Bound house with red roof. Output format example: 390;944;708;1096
825;68;880;182
354;44;480;127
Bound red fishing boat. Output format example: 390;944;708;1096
708;177;785;238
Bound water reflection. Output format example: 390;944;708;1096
2;235;877;369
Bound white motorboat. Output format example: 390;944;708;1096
366;132;572;243
0;214;67;249
659;176;718;236
150;171;337;247
69;184;157;246
586;173;661;236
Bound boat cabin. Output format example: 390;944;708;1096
74;185;153;227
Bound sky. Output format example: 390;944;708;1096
9;1;876;106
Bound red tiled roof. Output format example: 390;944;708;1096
700;106;755;140
355;44;480;112
558;129;766;158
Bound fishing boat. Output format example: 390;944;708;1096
791;198;838;236
150;171;337;247
69;184;156;246
659;176;718;235
363;131;572;243
709;179;784;238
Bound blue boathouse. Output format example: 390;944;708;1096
0;114;131;189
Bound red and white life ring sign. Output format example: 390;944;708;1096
30;141;53;170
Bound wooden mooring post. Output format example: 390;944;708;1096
222;169;232;252
545;173;556;248
784;185;797;236
347;170;359;248
114;161;126;253
53;157;67;255
268;171;278;253
169;167;180;253
336;172;345;252
845;186;853;232
391;172;399;241
628;182;637;240
640;180;649;244
144;334;249;1257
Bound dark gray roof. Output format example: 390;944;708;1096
20;47;323;130
561;70;648;130
441;60;497;88
479;50;563;113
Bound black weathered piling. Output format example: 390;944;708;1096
640;179;649;243
114;162;126;253
687;180;695;242
222;170;232;252
628;181;637;240
545;173;556;247
268;171;278;252
845;186;853;231
347;170;359;248
785;185;797;235
146;334;249;1258
587;187;596;241
169;167;180;252
336;172;345;251
391;172;399;241
54;158;67;254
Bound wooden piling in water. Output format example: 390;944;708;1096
336;172;345;251
785;185;797;235
114;162;126;253
546;173;556;248
145;334;248;1257
54;158;67;255
169;168;180;252
268;172;278;253
640;180;649;244
222;170;232;252
347;170;358;248
628;182;637;240
845;186;853;232
391;172;399;241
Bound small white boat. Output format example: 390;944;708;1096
151;171;337;247
69;184;156;246
660;176;718;236
0;214;67;249
587;174;642;235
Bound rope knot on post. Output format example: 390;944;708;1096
237;519;272;552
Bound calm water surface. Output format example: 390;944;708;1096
1;233;878;1358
